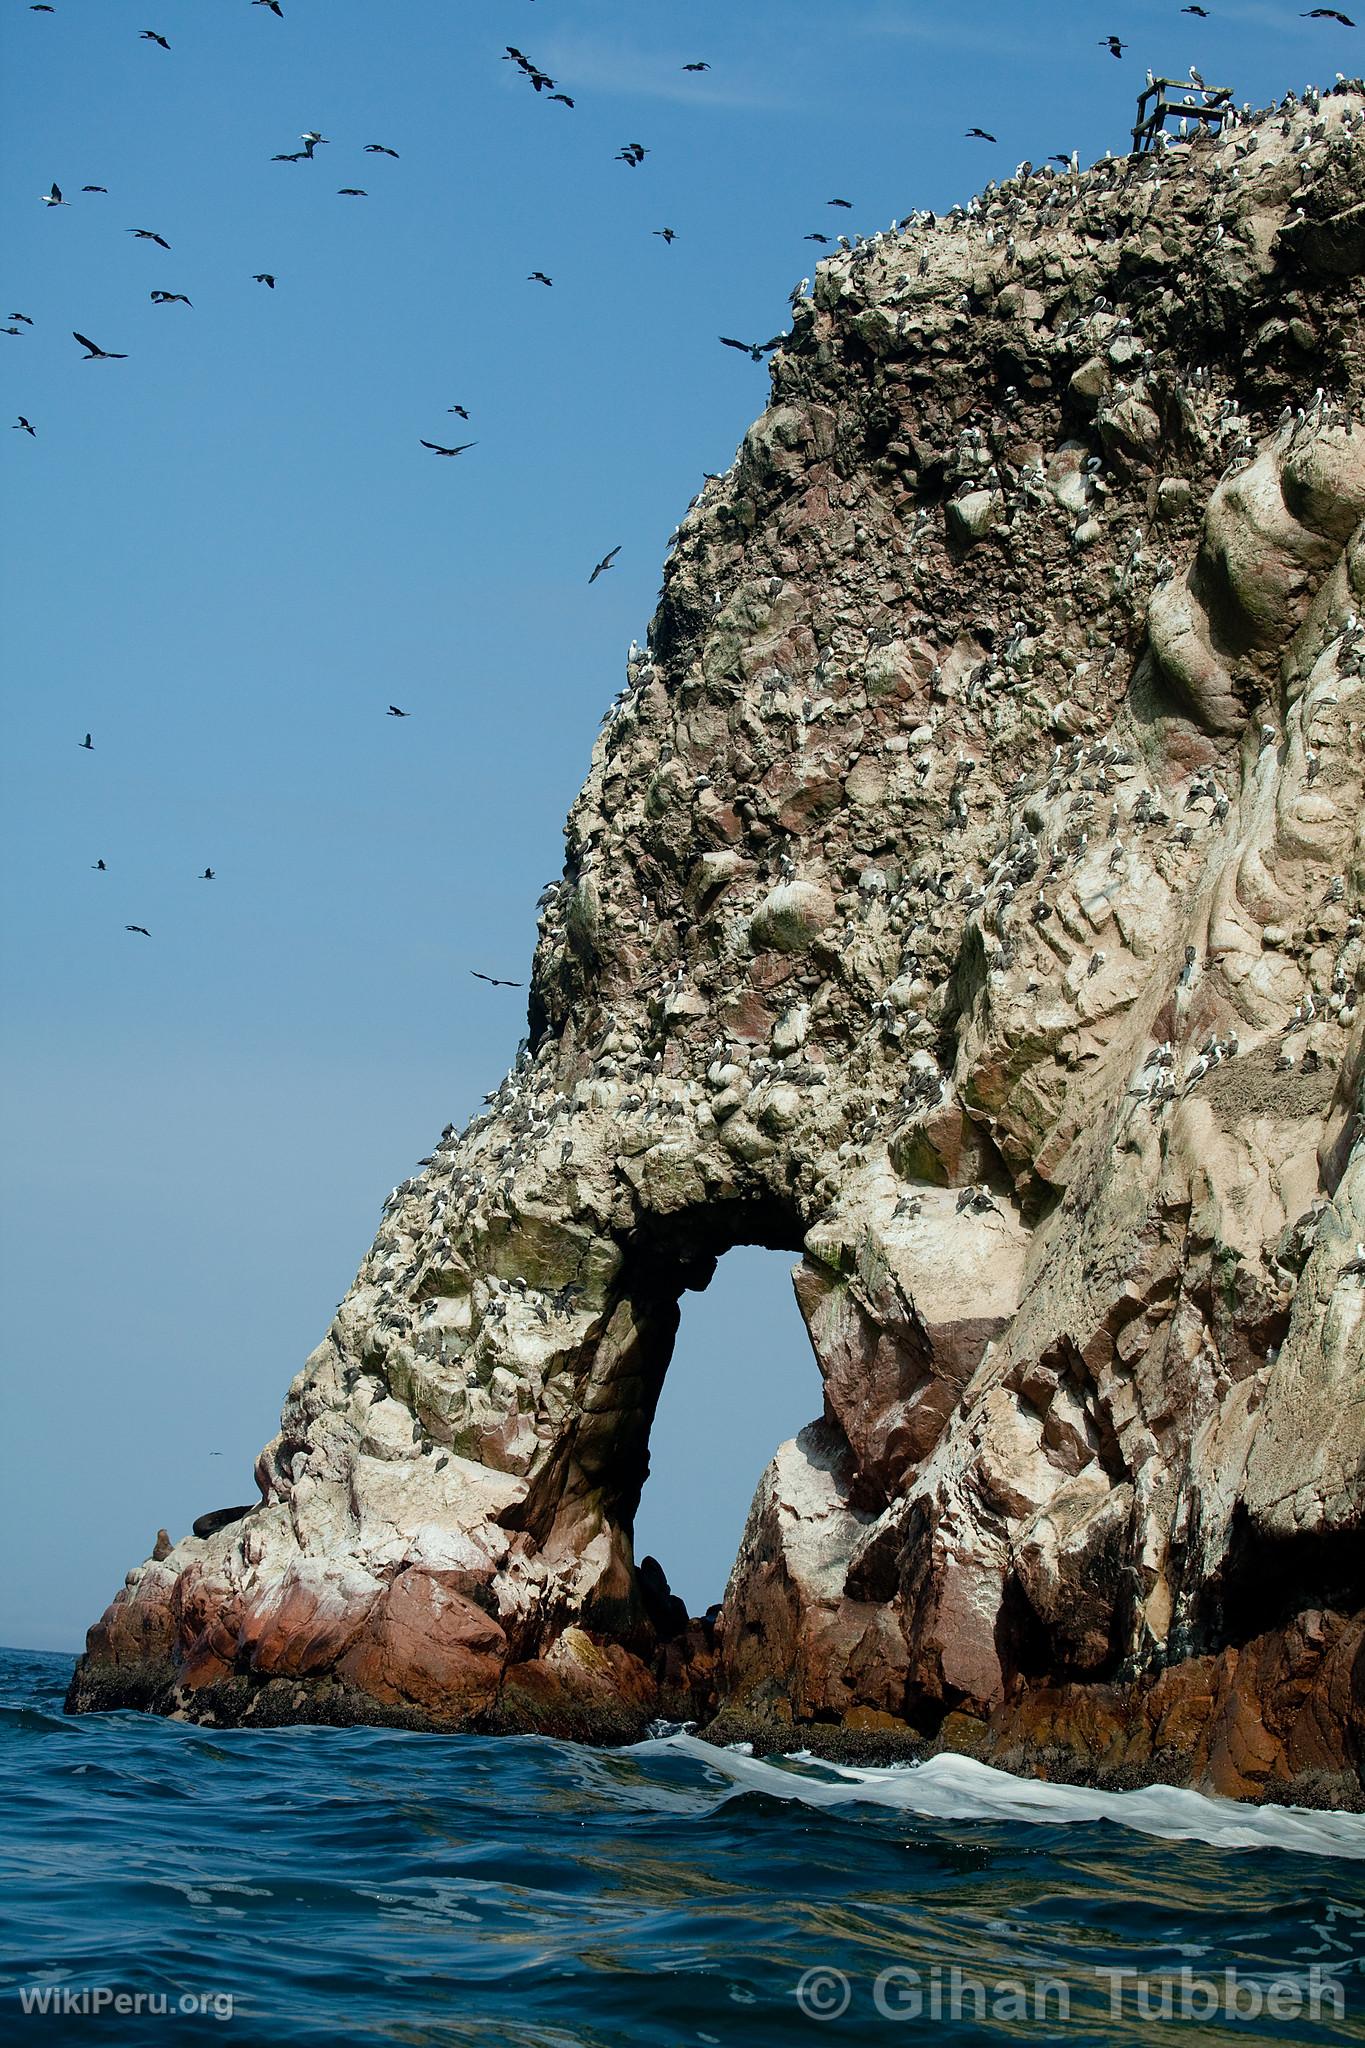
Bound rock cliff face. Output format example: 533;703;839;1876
70;88;1365;1803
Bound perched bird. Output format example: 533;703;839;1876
1302;7;1355;19
40;183;68;206
827;197;853;207
337;188;367;197
420;438;477;456
446;404;470;419
719;334;783;360
125;925;151;936
200;868;215;880
128;227;170;249
682;61;710;71
364;143;399;156
79;733;93;749
92;859;106;871
253;273;275;288
966;127;997;141
653;227;676;243
1101;35;1126;57
528;271;553;286
470;971;522;987
386;705;410;717
13;416;36;435
588;545;621;584
139;28;170;48
73;331;127;359
150;290;191;305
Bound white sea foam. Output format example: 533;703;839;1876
643;1732;1365;1861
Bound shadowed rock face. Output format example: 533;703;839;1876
69;88;1365;1804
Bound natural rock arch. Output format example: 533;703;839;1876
71;91;1365;1802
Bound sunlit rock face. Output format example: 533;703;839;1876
70;88;1365;1804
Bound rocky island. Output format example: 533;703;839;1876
69;85;1365;1806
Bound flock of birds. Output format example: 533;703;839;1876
10;4;1359;959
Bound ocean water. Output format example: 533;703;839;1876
2;1647;1363;2046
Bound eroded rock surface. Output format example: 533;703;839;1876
70;88;1365;1803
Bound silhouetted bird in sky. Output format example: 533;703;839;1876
92;859;106;871
966;127;997;141
1101;35;1126;57
827;197;853;207
470;971;522;987
40;183;67;206
79;733;93;749
1302;5;1354;17
74;332;126;359
364;143;399;156
31;5;55;11
150;290;191;305
254;0;283;15
548;94;574;107
14;417;36;435
387;705;410;717
805;232;831;243
82;185;107;193
125;924;151;936
719;334;783;360
588;546;621;584
300;132;329;155
272;151;307;162
200;868;215;880
10;313;34;325
653;227;676;243
139;29;170;49
253;273;275;288
1182;5;1210;14
420;439;477;456
128;227;170;249
528;271;553;286
337;188;367;197
616;143;648;165
682;61;710;70
447;404;470;419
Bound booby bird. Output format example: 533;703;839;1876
125;925;151;936
200;868;215;880
149;290;191;305
79;733;93;750
1302;7;1355;20
682;61;710;70
386;705;410;717
719;334;783;360
527;271;553;286
13;416;35;435
364;143;399;157
653;227;676;243
128;227;170;248
40;183;68;205
139;28;170;48
471;971;523;987
419;438;477;456
1101;35;1126;57
965;128;997;141
588;545;621;584
92;859;106;871
73;331;126;359
253;273;275;287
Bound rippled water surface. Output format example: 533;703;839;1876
2;1646;1363;2045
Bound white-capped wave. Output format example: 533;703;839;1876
639;1732;1365;1861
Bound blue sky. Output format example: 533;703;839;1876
1;0;1355;1647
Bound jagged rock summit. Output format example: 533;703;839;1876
70;87;1365;1804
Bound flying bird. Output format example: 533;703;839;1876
470;971;522;987
92;859;106;870
31;5;56;11
682;61;711;71
139;29;170;48
200;868;215;880
827;197;853;207
73;332;127;359
1302;7;1354;18
125;925;151;936
653;227;676;243
300;131;329;154
446;405;471;419
1101;35;1126;57
616;143;648;165
8;311;32;325
420;438;477;456
40;183;68;206
337;187;367;196
271;151;308;162
528;271;553;286
588;545;621;584
150;290;191;305
805;232;831;243
1;326;24;337
253;273;275;287
719;334;783;360
81;185;108;193
387;705;410;717
13;417;36;435
548;93;574;106
965;127;997;141
1182;6;1210;14
128;228;170;248
79;733;93;749
364;143;399;156
254;0;284;14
